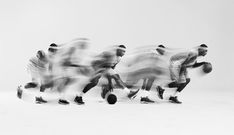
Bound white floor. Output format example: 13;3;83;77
0;88;233;135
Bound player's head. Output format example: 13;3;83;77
116;45;126;57
74;38;89;50
48;43;58;54
156;44;165;55
198;44;208;56
36;50;46;60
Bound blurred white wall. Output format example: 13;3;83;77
0;0;233;91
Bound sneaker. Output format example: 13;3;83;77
24;82;38;89
35;97;47;104
17;86;23;99
74;96;85;105
128;89;140;99
58;99;69;105
156;86;164;99
169;96;182;104
140;97;155;104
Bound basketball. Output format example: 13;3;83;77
106;93;117;105
203;62;212;73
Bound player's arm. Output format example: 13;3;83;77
190;61;208;68
182;53;197;66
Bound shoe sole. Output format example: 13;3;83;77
169;100;182;104
140;101;155;104
58;101;70;105
35;100;47;104
74;102;85;105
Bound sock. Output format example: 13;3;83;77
172;90;180;97
123;87;130;93
79;92;84;97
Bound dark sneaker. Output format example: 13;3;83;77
169;96;182;104
17;86;23;99
74;96;85;105
24;82;38;89
128;89;140;99
58;99;69;105
140;97;155;104
35;97;47;104
156;86;165;99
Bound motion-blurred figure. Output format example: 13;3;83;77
24;49;53;104
74;45;138;105
50;38;89;105
124;45;168;103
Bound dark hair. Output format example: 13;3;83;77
50;43;58;47
158;45;165;48
118;45;126;49
48;43;58;52
48;48;57;52
200;44;208;48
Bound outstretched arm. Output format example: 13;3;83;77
186;61;207;68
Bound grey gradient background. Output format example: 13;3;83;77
0;0;233;92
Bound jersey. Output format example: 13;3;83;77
169;50;198;83
170;51;198;66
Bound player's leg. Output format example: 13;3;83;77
140;77;155;103
34;75;51;104
141;78;147;90
74;74;101;105
101;74;113;99
155;85;165;100
168;67;188;104
54;77;72;105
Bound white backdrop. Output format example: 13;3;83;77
0;1;234;135
0;0;233;91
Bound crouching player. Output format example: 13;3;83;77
167;44;210;104
74;45;138;105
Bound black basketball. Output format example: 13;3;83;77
203;62;212;73
106;94;117;105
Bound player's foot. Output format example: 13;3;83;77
17;86;23;99
74;96;85;105
24;82;38;89
35;96;47;104
140;97;155;104
169;96;182;104
58;99;69;105
156;86;164;99
101;85;110;99
128;89;140;99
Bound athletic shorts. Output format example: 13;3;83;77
169;61;188;83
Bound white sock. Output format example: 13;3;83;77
37;91;43;97
172;90;180;97
79;92;84;97
123;87;130;93
60;93;66;100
